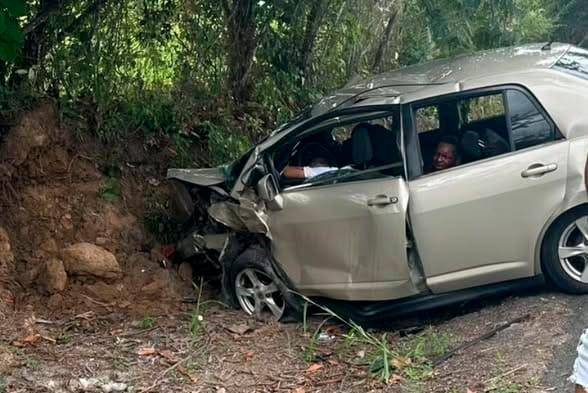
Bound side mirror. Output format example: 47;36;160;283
257;174;283;210
242;160;266;187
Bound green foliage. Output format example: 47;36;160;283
143;191;182;244
98;177;121;202
0;0;571;166
140;315;156;329
0;0;26;62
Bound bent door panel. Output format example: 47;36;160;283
409;140;569;293
268;178;417;301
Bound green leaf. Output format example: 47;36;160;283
0;10;7;36
0;40;18;62
2;15;23;43
0;0;27;17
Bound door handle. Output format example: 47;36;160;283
521;163;558;178
367;195;398;207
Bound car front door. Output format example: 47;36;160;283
265;112;419;301
406;87;569;293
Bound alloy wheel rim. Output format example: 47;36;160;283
558;216;588;283
235;268;285;320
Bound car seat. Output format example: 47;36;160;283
461;128;510;163
351;123;373;169
368;124;402;167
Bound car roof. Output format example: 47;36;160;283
311;43;571;115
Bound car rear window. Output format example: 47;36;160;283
555;47;588;80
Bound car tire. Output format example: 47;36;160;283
229;246;301;322
541;206;588;294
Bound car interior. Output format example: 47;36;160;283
416;92;512;174
271;112;404;188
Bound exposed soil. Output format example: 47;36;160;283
0;102;194;320
0;104;581;393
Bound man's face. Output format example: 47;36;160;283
433;142;457;171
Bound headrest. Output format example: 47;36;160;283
351;124;373;166
461;130;483;160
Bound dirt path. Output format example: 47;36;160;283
541;293;588;392
0;287;582;393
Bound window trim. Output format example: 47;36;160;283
404;84;563;180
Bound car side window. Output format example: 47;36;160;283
506;90;555;150
412;86;561;178
273;112;405;190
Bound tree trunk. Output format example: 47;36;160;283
224;0;257;106
21;0;61;71
299;0;328;81
372;6;398;73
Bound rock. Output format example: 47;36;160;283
47;293;64;310
62;243;122;280
177;262;193;283
95;237;109;246
39;238;59;255
40;258;67;293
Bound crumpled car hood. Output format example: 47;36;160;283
167;167;225;187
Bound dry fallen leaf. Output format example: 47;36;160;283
22;334;41;345
391;356;412;370
291;388;305;393
226;324;252;335
305;363;323;374
137;347;157;356
158;350;177;363
243;350;254;360
177;365;198;383
388;374;403;385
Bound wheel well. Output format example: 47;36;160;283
536;202;588;272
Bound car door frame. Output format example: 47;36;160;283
403;84;564;180
256;105;423;301
402;83;567;293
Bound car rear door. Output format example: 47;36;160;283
406;87;568;293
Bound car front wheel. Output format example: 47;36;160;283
229;247;300;321
542;206;588;294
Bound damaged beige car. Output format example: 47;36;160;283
168;43;588;322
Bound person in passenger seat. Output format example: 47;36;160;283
431;135;460;172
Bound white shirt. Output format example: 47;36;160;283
303;166;340;178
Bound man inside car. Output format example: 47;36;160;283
431;135;460;172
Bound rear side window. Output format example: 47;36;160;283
461;93;505;123
415;106;440;133
506;90;554;150
555;48;588;80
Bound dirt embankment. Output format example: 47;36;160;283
0;102;193;320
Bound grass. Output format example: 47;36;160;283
57;333;73;345
0;375;5;393
140;315;156;330
98;177;121;202
297;293;454;385
25;357;40;371
189;278;205;341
